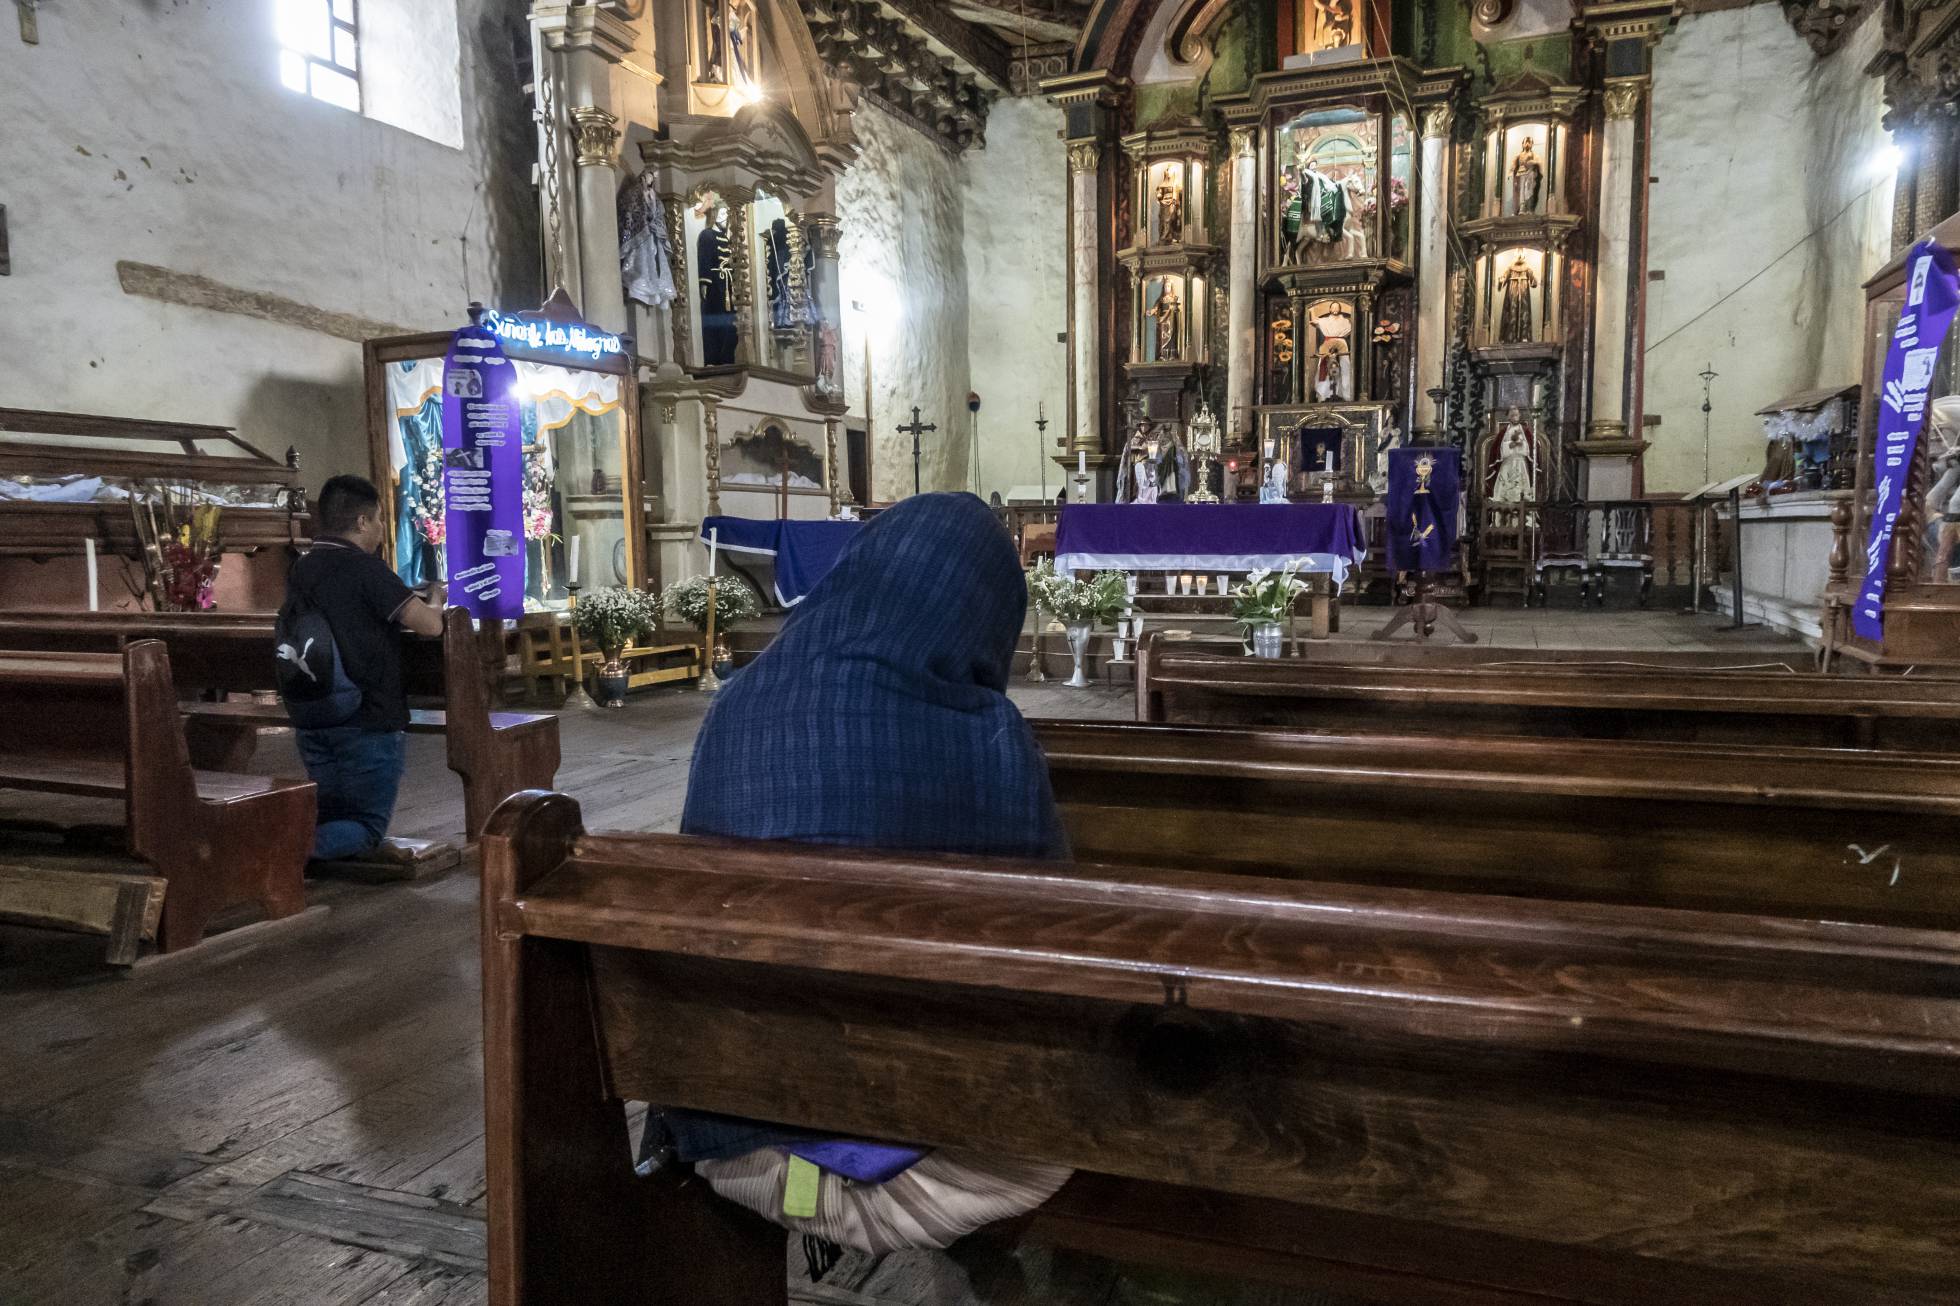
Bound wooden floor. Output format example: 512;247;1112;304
0;611;1808;1305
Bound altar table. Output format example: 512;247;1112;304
700;517;861;606
1053;503;1367;585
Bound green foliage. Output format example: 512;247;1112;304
1027;560;1129;627
573;586;660;653
663;573;763;634
1230;560;1309;628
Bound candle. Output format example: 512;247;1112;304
1038;400;1046;422
707;527;720;576
1197;576;1210;595
1217;573;1229;593
1077;450;1087;476
1180;573;1193;595
84;537;99;612
567;536;580;588
1323;450;1334;473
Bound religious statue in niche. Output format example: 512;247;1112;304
1300;0;1362;52
1498;254;1538;345
728;0;758;90
695;0;727;83
696;201;738;366
1155;174;1185;245
1922;398;1960;581
1277;115;1376;266
1260;439;1290;503
1117;422;1192;503
1148;280;1183;361
1490;408;1536;503
1510;136;1545;215
1310;300;1355;402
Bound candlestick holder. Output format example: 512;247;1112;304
1073;470;1090;504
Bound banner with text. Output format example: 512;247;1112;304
441;324;525;621
1855;239;1960;641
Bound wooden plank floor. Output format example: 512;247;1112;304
0;611;1810;1304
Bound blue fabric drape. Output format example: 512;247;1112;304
682;492;1064;858
393;394;443;589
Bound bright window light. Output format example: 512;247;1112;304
276;0;360;113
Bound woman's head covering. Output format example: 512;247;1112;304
682;492;1064;860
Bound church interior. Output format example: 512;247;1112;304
6;0;1960;1301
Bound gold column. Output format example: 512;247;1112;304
825;416;843;514
661;195;694;366
728;200;756;366
704;400;722;516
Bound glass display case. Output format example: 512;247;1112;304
363;300;645;612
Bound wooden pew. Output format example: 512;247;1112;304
1034;719;1960;928
1135;638;1960;750
0;642;313;958
480;793;1960;1306
0;609;559;838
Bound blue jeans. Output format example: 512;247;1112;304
295;727;407;861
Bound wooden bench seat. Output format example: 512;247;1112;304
0;641;313;959
0;608;560;838
480;794;1960;1305
1033;719;1960;926
1136;639;1960;749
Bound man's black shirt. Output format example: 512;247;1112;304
286;538;416;732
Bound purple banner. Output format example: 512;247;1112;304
441;324;525;621
1855;239;1960;641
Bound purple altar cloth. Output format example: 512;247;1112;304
701;516;862;607
1054;503;1367;584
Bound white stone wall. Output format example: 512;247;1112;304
1643;7;1892;492
0;0;537;486
838;98;972;502
962;97;1070;502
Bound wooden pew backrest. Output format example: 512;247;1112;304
481;794;1960;1306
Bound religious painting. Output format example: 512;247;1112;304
1387;114;1413;261
1502;124;1550;217
1276;109;1378;268
723;422;825;493
1149;162;1185;246
1306;298;1356;403
1143;277;1185;362
1296;0;1364;55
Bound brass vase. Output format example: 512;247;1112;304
594;646;629;708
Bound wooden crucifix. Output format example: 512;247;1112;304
897;406;937;497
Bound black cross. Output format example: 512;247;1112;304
897;405;937;497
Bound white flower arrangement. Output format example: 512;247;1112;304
1231;558;1309;628
1026;560;1128;628
663;573;763;634
573;585;660;654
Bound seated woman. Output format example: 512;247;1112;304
649;492;1072;1266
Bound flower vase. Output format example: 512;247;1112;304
594;647;630;708
711;637;734;682
1065;623;1093;688
1251;621;1285;659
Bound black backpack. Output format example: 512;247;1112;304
275;568;362;729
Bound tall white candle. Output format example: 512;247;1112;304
567;536;580;587
1077;450;1086;476
1324;450;1334;473
84;537;99;612
707;527;720;575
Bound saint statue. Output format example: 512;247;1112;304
1510;137;1544;215
696;0;726;82
1261;446;1291;503
1280;154;1347;263
1498;255;1538;345
728;0;758;89
1310;303;1355;402
1155;180;1184;244
1150;282;1183;361
1315;0;1356;48
1491;408;1534;503
697;203;738;366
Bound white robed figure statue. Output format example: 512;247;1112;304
1489;407;1538;529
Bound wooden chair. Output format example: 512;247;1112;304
480;793;1960;1306
0;641;313;959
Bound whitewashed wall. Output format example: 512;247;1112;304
0;0;537;485
1643;6;1891;492
962;96;1070;502
838;98;972;502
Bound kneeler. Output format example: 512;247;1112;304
1374;446;1477;645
